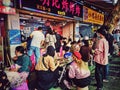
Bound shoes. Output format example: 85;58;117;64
103;79;109;82
63;80;71;89
96;88;103;90
92;84;97;86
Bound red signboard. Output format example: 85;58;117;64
0;6;16;14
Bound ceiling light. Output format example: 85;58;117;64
114;0;118;4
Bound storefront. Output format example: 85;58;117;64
0;0;16;67
15;0;83;42
82;6;104;36
0;14;5;64
74;5;104;41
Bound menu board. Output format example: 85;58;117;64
83;6;104;25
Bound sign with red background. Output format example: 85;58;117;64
0;0;16;14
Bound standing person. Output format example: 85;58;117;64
94;28;109;90
113;29;120;44
106;31;114;56
27;26;45;64
45;27;56;48
113;30;120;55
103;30;114;82
92;30;98;50
80;36;91;63
54;30;63;57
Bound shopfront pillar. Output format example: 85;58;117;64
7;13;21;58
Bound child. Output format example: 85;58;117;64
64;46;72;61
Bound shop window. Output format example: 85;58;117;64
19;14;47;42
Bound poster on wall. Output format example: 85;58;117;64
9;30;21;45
0;37;4;62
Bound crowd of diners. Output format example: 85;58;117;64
1;25;120;90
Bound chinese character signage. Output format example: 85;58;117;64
0;6;16;14
19;0;83;18
0;0;16;14
83;6;104;25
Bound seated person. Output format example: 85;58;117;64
6;46;31;90
68;51;91;90
64;45;91;90
64;46;72;61
35;46;60;90
12;46;31;73
0;70;10;90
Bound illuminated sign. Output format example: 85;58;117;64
0;0;16;14
83;6;104;25
9;30;21;45
19;0;83;18
0;6;16;14
0;0;14;7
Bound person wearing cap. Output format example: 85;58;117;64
27;26;45;64
94;27;109;90
64;44;91;90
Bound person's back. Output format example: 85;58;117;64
35;46;60;90
113;30;120;43
55;33;62;52
64;46;72;61
69;51;90;79
16;54;31;73
27;26;45;64
80;46;91;62
106;32;114;55
31;30;44;48
80;40;91;62
45;28;56;48
68;51;91;90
